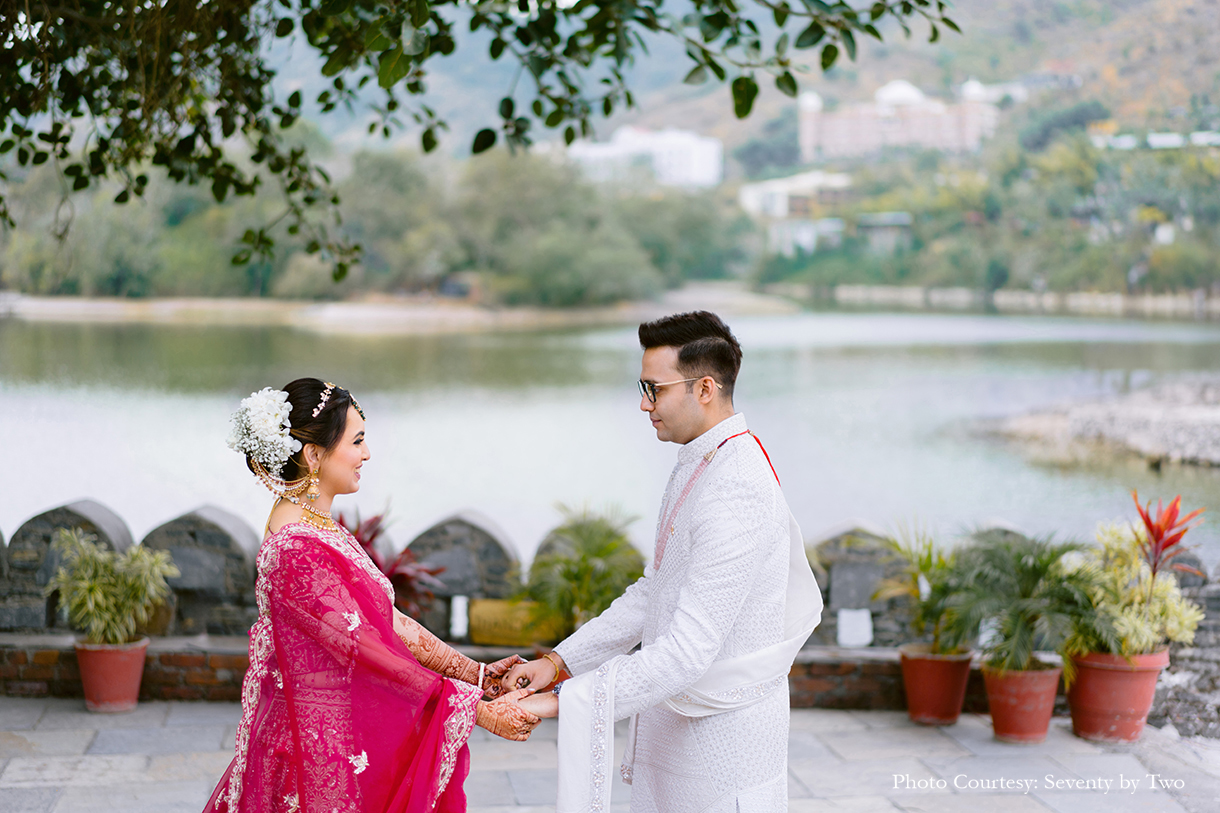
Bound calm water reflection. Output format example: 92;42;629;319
4;312;1220;567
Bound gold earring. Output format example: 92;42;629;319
306;469;320;501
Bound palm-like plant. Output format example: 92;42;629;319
45;528;180;645
873;525;963;654
943;531;1095;672
522;505;645;639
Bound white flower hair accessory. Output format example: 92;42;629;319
226;387;303;475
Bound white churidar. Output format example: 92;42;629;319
554;413;823;813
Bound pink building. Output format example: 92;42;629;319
799;81;999;162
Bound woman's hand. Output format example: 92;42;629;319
481;654;527;699
476;688;541;741
517;690;559;719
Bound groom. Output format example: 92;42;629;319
505;310;822;813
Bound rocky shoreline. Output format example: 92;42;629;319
997;379;1220;468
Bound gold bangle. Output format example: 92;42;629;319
542;651;562;684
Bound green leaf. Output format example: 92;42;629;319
730;75;758;119
821;43;839;71
275;18;293;37
489;38;506;59
564;125;576;145
378;47;411;88
231;250;252;265
863;24;883;40
0;139;13;153
411;0;430;29
929;23;939;42
775;71;798;98
319;0;351;14
421;128;438;153
472;128;496;154
365;26;394;50
795;22;826;49
842;29;857;60
545;109;565;127
683;65;708;85
500;97;515;119
705;57;727;81
288;90;301;109
321;46;352;77
776;33;789;56
871;2;887;20
114;189;130;204
73;175;89;191
942;17;961;33
773;4;789;27
404;29;429;55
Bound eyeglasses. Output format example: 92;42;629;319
638;377;723;403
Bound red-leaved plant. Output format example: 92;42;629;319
1131;490;1205;597
337;509;446;620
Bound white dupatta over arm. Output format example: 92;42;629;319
553;414;823;813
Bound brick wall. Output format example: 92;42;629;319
1;636;1049;714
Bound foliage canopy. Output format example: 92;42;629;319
1;1;959;275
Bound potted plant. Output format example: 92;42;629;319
873;527;972;726
944;531;1095;743
45;528;180;712
1062;492;1205;742
520;505;644;643
337;508;446;620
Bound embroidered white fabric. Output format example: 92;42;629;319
554;413;806;813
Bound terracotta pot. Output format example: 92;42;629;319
75;637;150;713
982;663;1062;744
899;643;973;726
1068;649;1169;743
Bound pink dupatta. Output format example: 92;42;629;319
204;523;481;813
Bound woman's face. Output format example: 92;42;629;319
319;406;370;496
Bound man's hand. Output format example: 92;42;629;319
502;652;566;692
476;688;541;741
481;654;526;699
518;689;560;719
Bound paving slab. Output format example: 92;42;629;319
0;730;95;758
1034;790;1189;812
165;702;242;727
88;724;226;755
788;709;869;734
890;793;1053;812
939;715;1102;758
0;755;150;787
820;725;970;761
790;729;836;761
789;795;901;811
145;752;235;783
1048;753;1165;793
465;769;515;806
506;768;559;806
35;701;170;731
922;754;1078;794
0;701;46;731
0;787;63;813
53;779;215;813
790;756;936;799
468;738;558;771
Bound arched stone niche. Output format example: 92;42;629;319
406;511;520;639
1;500;132;631
142;505;260;635
807;522;903;647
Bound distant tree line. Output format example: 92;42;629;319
0;147;751;307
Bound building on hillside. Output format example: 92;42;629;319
737;171;852;257
565;126;723;188
798;80;1000;162
857;212;914;254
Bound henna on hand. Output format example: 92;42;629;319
481;654;526;699
394;611;479;685
476;689;541;741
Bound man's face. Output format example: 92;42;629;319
639;346;703;444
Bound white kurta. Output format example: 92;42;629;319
554;413;807;813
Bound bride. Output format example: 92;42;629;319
204;378;548;813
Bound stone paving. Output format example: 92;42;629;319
3;696;1220;813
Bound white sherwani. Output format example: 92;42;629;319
554;413;813;813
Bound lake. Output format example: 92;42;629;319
3;310;1220;569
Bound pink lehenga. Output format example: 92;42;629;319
204;522;482;813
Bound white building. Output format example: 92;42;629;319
566;126;724;188
738;170;853;257
798;80;1000;162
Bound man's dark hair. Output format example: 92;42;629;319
638;311;743;399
